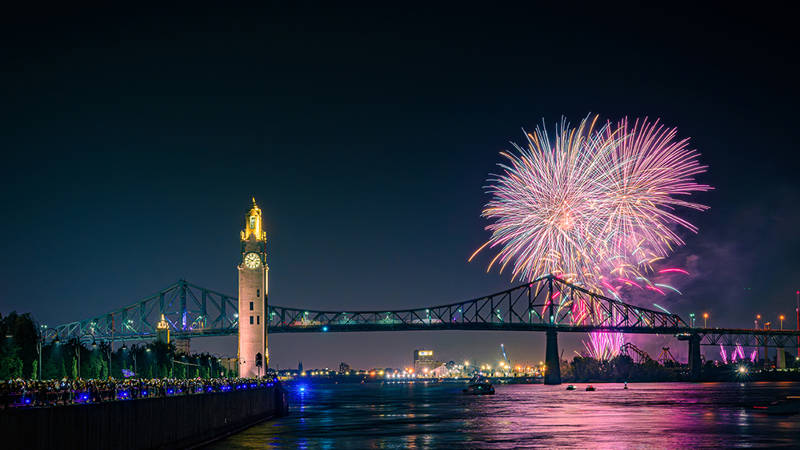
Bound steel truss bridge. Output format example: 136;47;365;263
52;274;800;383
53;274;799;346
54;275;692;341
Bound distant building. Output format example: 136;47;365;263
414;349;439;374
298;361;303;372
156;314;170;344
430;364;449;378
174;338;190;355
339;362;351;373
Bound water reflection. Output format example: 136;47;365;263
206;382;800;448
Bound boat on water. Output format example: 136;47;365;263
566;385;576;390
463;377;495;395
754;396;800;415
586;385;596;391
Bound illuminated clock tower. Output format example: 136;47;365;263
238;198;268;377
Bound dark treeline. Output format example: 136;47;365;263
1;312;235;380
562;355;681;382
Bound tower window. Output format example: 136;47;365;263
249;301;254;311
257;316;260;325
250;216;256;229
256;289;260;297
250;316;254;325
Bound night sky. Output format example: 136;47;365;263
2;4;799;369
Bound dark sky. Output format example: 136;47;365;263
2;4;799;368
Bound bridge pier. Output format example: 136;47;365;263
544;328;561;385
688;333;701;381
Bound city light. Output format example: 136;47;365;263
703;312;709;328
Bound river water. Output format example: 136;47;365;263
207;381;800;448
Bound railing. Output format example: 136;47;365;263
0;377;279;410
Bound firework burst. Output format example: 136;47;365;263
471;114;711;291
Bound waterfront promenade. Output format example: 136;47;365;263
0;377;289;449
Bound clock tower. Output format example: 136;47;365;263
238;198;268;377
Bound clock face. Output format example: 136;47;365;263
243;253;261;269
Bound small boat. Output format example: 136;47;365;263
754;396;800;415
463;377;495;395
586;385;596;391
566;385;576;390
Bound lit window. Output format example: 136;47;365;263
250;302;254;311
250;316;254;325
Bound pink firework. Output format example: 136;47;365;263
471;115;711;291
583;331;624;361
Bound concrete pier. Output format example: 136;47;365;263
688;334;702;381
544;328;561;385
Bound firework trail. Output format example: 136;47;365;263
734;344;745;361
471;115;710;360
584;331;624;361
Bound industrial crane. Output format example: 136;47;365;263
500;344;511;374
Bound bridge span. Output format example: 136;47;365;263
52;275;800;384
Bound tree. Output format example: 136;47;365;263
0;352;23;379
43;346;66;380
611;354;634;381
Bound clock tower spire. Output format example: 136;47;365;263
238;198;268;377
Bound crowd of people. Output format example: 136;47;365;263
0;376;279;409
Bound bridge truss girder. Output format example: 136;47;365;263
53;275;688;342
53;280;238;343
266;275;686;332
692;330;800;348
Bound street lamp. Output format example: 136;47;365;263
105;342;113;378
780;315;785;330
689;313;696;328
755;314;761;330
35;325;57;380
80;339;97;379
703;313;709;328
131;345;139;376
